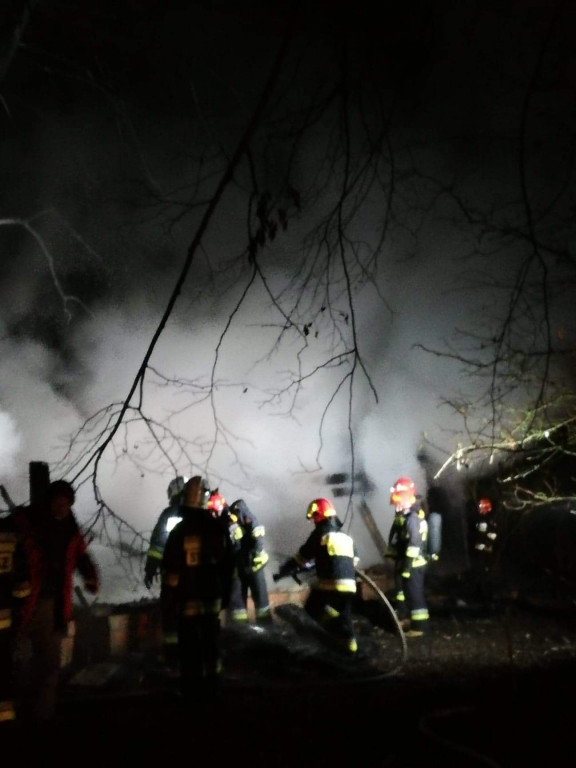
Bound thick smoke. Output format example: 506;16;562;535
0;2;572;601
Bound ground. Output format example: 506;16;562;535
4;569;575;766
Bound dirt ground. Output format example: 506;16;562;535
4;567;575;766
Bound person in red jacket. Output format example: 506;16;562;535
13;480;100;724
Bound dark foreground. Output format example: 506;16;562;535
4;597;575;767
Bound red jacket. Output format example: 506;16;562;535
14;504;99;629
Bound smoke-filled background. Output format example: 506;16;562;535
1;1;574;602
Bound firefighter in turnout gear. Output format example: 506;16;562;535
469;497;498;611
145;476;189;669
472;498;498;555
386;477;430;637
225;498;272;625
385;507;408;624
144;476;188;590
274;498;359;654
0;509;31;724
160;477;235;707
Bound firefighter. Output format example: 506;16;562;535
144;476;189;669
472;498;498;555
385;506;409;625
469;497;498;611
143;476;188;589
274;498;359;654
386;477;430;637
13;480;100;723
160;476;235;708
224;497;272;626
0;509;31;724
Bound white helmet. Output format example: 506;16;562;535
167;476;188;503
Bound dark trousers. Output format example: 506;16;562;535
305;589;356;643
470;553;495;609
228;568;271;623
401;566;430;631
393;563;408;620
13;597;65;723
0;625;16;723
177;614;222;705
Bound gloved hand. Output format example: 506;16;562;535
144;562;158;589
273;557;297;583
251;551;269;573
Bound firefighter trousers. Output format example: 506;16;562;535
305;588;357;650
177;614;223;706
228;568;271;624
401;566;430;632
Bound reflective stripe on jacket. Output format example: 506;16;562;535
161;506;235;624
295;519;357;594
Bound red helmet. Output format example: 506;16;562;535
306;498;337;524
390;477;417;508
207;491;227;517
478;498;492;515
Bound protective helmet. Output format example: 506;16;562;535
207;491;227;517
390;477;417;508
183;476;210;509
167;476;188;502
306;498;337;524
478;498;492;515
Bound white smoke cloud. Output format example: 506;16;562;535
1;2;572;605
0;336;84;503
0;409;21;482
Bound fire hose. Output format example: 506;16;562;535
273;563;408;671
354;566;408;668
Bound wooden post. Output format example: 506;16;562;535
357;498;389;561
327;470;388;562
29;461;50;506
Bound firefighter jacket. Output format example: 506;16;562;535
472;513;498;554
285;518;358;594
161;505;235;624
391;505;429;577
227;499;269;575
385;511;406;560
14;504;99;631
145;502;184;581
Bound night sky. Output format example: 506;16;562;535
0;0;573;599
